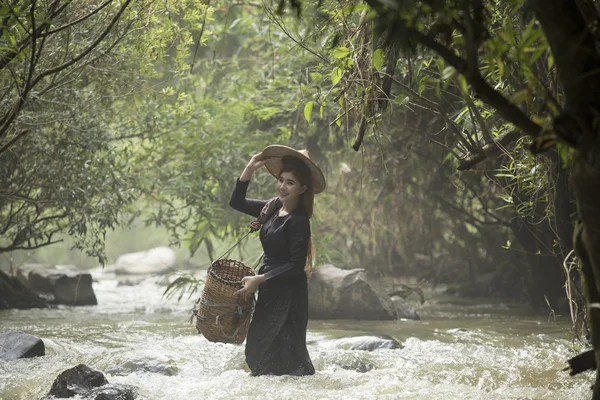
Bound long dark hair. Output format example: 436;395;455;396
279;156;316;277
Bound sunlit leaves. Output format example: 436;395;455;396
394;94;409;106
333;47;351;59
304;101;314;122
331;66;343;85
373;48;384;71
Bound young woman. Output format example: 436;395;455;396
229;145;326;377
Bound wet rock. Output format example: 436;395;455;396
318;352;378;373
44;364;137;400
106;357;179;376
340;358;375;373
0;270;48;310
114;247;176;275
47;364;108;398
390;296;420;320
334;335;403;351
447;328;469;333
308;264;418;320
17;264;97;306
86;384;137;400
0;331;45;361
116;279;143;287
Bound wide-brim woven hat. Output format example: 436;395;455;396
262;145;326;194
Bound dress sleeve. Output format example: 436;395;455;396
229;178;268;218
264;215;310;282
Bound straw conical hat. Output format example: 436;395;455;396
262;145;326;194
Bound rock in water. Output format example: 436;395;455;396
334;335;403;351
114;247;176;275
390;296;420;320
47;364;108;398
0;270;48;310
86;383;137;400
51;273;97;305
0;331;45;361
16;264;97;306
308;264;419;320
43;364;138;399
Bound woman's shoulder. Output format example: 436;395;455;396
286;208;309;226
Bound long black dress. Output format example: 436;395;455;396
229;178;315;377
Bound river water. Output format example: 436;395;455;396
0;274;592;400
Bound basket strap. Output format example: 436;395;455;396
194;300;252;320
216;314;250;340
215;198;281;263
214;230;252;262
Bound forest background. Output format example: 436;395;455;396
0;0;584;322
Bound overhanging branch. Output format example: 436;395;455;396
409;30;542;139
457;130;522;170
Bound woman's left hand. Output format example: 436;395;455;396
235;275;265;299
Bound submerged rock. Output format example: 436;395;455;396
44;364;137;400
86;384;137;400
308;264;419;320
334;335;403;351
0;270;48;310
116;279;143;287
17;264;97;306
0;331;45;361
106;357;179;376
114;247;176;275
316;352;379;373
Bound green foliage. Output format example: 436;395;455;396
0;1;212;263
0;0;577;313
162;272;205;302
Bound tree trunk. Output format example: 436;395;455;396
572;158;600;398
510;217;565;311
528;1;600;395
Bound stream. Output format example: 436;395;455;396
0;274;592;400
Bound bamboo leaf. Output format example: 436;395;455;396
331;67;343;85
394;95;409;106
333;47;351;59
373;48;384;71
304;101;314;123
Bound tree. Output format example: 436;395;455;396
0;1;209;263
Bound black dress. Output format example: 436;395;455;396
229;179;315;377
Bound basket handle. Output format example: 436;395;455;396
213;230;253;262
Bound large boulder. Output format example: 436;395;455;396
16;264;97;306
308;264;418;320
114;247;176;275
44;364;137;400
0;331;45;361
0;270;48;310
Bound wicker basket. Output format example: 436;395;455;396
194;258;256;344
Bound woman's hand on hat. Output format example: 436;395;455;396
240;153;266;181
235;275;265;299
247;152;266;171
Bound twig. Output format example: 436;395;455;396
0;129;27;155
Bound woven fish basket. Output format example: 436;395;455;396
194;258;256;344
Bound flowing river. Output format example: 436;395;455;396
0;274;592;400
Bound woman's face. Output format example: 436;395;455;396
276;171;306;203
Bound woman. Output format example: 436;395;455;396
229;145;326;377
